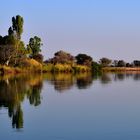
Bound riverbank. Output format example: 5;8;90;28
2;61;140;75
102;67;140;72
0;61;91;75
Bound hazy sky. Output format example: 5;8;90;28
0;0;140;62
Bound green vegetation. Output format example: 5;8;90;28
27;36;43;63
99;57;112;67
75;54;92;67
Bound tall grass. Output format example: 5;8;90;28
42;63;91;73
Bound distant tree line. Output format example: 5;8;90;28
99;57;140;67
45;50;94;67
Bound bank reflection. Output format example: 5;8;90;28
0;75;43;129
44;73;94;92
76;73;93;89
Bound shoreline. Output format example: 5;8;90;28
102;67;140;72
1;65;140;76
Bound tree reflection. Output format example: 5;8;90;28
12;105;23;129
44;73;94;91
100;73;112;84
0;74;43;129
133;73;140;81
27;81;43;106
76;73;93;89
113;72;140;81
44;73;74;93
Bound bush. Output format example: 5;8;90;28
73;65;91;73
92;61;102;73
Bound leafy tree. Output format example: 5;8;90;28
113;60;118;67
27;36;43;57
47;50;75;65
133;60;140;67
0;45;16;65
0;35;16;45
126;63;132;67
117;60;126;67
75;54;93;66
0;35;17;65
92;61;102;73
0;36;2;43
100;57;112;67
12;15;24;40
8;27;14;36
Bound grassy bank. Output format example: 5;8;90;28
0;61;92;75
42;64;91;73
0;59;42;75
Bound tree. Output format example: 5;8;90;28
0;45;16;65
8;27;14;36
0;35;17;65
99;57;112;67
133;60;140;67
0;36;2;43
12;15;24;40
126;63;132;67
8;15;25;65
46;50;75;65
92;61;102;73
27;36;43;57
113;60;118;67
117;60;126;67
75;54;93;66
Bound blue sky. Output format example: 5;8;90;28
0;0;140;61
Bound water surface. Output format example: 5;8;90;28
0;72;140;140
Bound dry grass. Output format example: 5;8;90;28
102;67;140;72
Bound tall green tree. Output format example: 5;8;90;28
12;15;24;40
27;36;43;62
27;36;43;56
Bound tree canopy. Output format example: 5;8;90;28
75;54;93;66
27;36;43;56
12;15;24;40
100;57;112;67
47;50;75;65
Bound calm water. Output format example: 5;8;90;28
0;72;140;140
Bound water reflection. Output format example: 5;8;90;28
76;73;93;89
99;73;112;84
44;73;93;92
0;75;43;129
45;73;75;92
1;72;140;129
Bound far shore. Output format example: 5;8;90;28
102;67;140;72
